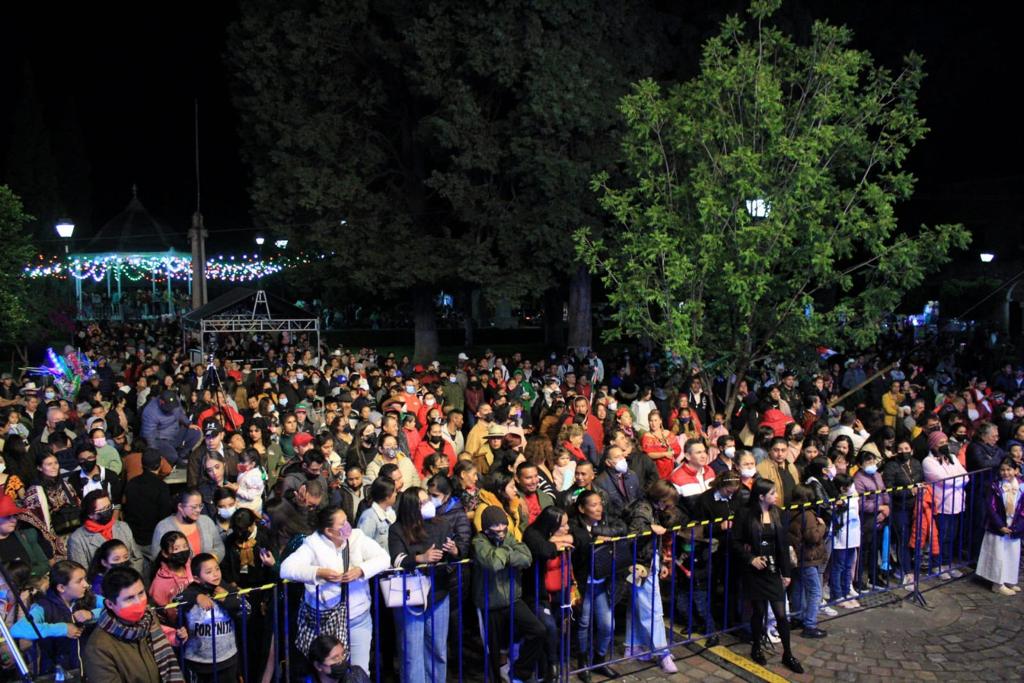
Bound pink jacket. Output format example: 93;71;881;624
922;455;969;515
149;563;194;646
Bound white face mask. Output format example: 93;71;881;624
420;500;436;520
723;447;736;459
613;459;628;474
431;495;445;509
218;506;236;520
279;397;288;406
740;467;757;479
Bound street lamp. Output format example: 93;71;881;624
980;252;995;263
255;235;265;246
56;220;75;253
745;198;770;219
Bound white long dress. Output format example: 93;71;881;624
976;483;1021;586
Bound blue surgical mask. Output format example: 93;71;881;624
863;464;878;476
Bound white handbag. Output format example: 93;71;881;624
379;572;431;609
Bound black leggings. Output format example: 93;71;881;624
750;599;791;656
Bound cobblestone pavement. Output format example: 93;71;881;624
607;572;1024;682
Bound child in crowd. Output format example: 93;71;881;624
149;531;194;644
976;458;1024;595
234;448;266;515
87;539;131;596
176;553;248;683
10;560;101;675
551;447;576;492
829;474;861;609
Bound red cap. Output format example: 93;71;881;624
293;432;314;448
0;493;19;518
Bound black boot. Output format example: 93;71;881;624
576;655;592;683
750;645;768;665
592;653;619;679
782;653;804;674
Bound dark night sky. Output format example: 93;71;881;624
1;1;1021;260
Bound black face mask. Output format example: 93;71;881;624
328;663;350;679
93;509;114;525
897;451;911;461
480;413;494;423
938;444;951;457
80;459;98;473
168;550;190;567
109;560;130;571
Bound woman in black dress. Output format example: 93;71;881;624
731;479;804;674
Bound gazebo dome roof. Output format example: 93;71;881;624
82;187;186;254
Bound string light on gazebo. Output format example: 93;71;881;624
23;252;327;283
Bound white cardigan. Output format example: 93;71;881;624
280;528;389;616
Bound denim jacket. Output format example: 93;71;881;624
356;502;395;551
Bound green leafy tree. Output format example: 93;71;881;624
228;1;670;358
0;186;41;347
577;0;970;413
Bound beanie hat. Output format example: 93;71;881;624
927;430;947;452
480;506;508;530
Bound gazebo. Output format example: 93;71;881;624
69;188;191;319
181;287;320;363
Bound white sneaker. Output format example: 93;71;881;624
819;605;838;617
993;584;1015;596
767;626;782;644
1009;584;1022;593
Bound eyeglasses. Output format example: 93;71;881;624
181;504;203;511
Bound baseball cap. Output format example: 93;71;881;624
295;401;311;413
203;419;224;437
293;432;314;448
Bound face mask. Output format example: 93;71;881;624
431;495;445;509
938;444;951;457
863;464;878;475
420;500;436;520
312;377;320;384
897;451;911;461
740;467;757;478
279;397;288;406
481;413;494;423
328;663;351;678
712;421;723;428
94;509;114;525
613;459;628;474
449;376;457;383
679;416;690;424
338;521;353;540
296;372;305;382
44;391;56;401
218;506;236;520
424;398;436;406
406;386;416;395
80;459;97;472
270;376;278;384
113;596;148;623
827;464;837;478
723;447;736;459
168;550;191;567
109;560;130;571
93;437;107;448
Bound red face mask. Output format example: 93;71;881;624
113;595;148;623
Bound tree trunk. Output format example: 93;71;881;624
461;287;475;348
567;264;592;353
543;287;566;348
412;289;439;363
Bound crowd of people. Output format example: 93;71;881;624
0;319;1022;682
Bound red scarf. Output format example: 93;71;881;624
84;517;116;540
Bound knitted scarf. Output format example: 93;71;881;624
97;607;184;683
84;517;116;540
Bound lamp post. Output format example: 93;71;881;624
55;220;80;314
980;252;995;263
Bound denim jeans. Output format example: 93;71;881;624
348;608;372;675
394;594;449;683
152;424;201;465
829;548;856;599
791;566;822;628
624;575;668;657
933;513;960;572
578;580;613;659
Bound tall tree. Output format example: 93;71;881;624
228;1;670;358
577;0;970;413
0;186;41;349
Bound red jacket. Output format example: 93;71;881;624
670;463;717;498
413;440;456;477
197;405;244;432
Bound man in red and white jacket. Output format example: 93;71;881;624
670;438;717;498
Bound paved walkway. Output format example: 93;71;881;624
609;572;1024;682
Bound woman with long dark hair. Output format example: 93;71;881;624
731;479;804;673
387;487;458;683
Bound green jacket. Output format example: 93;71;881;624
471;533;533;610
15;527;51;579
